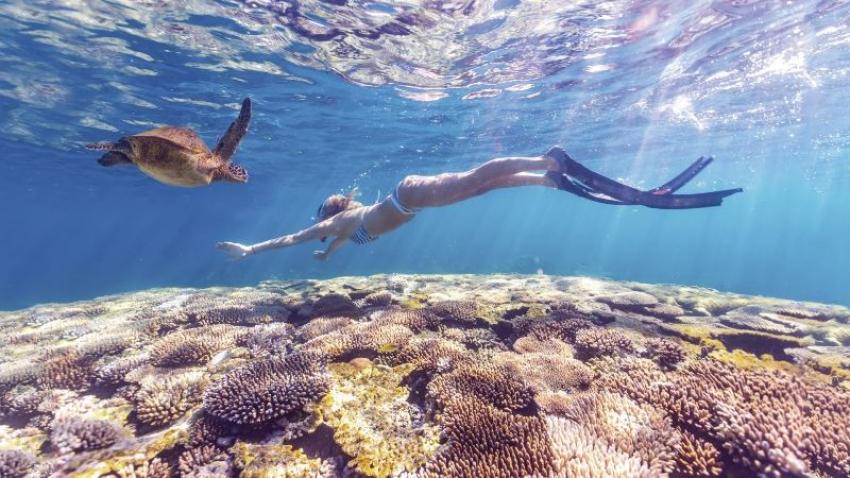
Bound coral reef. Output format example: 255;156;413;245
2;274;849;477
148;324;247;367
0;449;36;478
203;351;329;425
49;415;125;453
133;372;207;427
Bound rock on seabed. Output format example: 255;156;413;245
0;274;849;478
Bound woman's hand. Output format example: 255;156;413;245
216;242;253;259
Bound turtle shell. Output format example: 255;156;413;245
128;127;220;187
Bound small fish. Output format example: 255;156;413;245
208;349;232;367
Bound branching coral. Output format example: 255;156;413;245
243;323;294;358
0;449;36;478
494;351;593;395
133;373;207;427
373;308;441;332
148;324;247;367
300;321;413;361
427;300;482;325
177;445;228;477
549;391;679;476
203;351;329;425
643;337;687;369
675;431;723;477
427;362;534;412
50;415;124;453
385;336;471;375
573;327;636;359
36;350;96;390
95;354;150;386
295;316;353;342
422;396;555;478
105;458;172;478
513;315;594;343
304;293;359;318
594;357;850;477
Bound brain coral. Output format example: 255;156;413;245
203;351;329;425
50;415;124;453
134;373;207;427
0;449;36;478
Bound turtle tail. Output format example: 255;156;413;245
214;97;252;162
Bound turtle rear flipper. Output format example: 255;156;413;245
98;151;132;167
213;97;251;162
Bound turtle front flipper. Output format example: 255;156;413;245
213;97;252;162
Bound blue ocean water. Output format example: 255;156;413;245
1;0;848;310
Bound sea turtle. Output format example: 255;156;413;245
86;98;252;187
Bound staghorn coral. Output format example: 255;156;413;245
203;351;329;425
187;414;230;448
422;396;555;478
133;372;207;427
674;431;723;477
50;415;124;453
643;337;687;369
0;449;35;478
319;363;440;478
427;300;484;325
512;335;576;356
573;327;636;359
0;362;38;393
149;324;247;367
427;362;534;412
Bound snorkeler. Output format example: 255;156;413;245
216;147;742;260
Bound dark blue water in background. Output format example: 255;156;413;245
1;0;849;309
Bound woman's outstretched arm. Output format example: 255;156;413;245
217;218;343;258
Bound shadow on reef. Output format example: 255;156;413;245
1;274;849;477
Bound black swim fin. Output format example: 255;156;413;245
649;156;714;195
544;147;742;209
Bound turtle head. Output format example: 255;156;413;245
94;138;134;166
215;163;249;184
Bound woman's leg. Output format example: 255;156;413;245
467;172;557;198
400;155;559;207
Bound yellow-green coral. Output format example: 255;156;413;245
232;442;329;478
318;363;440;478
